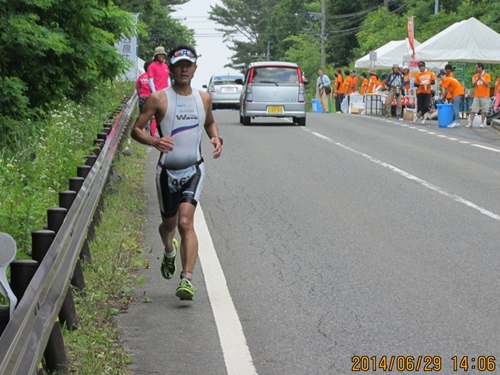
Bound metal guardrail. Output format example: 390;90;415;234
0;94;137;375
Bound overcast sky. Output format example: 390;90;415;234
173;0;241;90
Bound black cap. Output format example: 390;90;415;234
438;70;446;76
418;61;426;67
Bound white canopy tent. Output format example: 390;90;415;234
407;17;500;64
355;39;417;69
355;39;444;70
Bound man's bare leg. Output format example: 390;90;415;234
177;202;198;276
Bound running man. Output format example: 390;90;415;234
131;45;223;300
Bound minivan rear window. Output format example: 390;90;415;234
213;75;243;85
252;67;299;84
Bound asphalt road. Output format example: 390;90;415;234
118;111;500;375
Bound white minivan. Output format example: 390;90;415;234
235;61;308;126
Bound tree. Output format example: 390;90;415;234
209;0;280;70
0;0;135;118
120;0;195;59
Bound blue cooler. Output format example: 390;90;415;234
311;99;322;113
437;104;453;127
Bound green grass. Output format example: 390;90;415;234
62;137;149;375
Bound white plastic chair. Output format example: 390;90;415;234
0;233;18;318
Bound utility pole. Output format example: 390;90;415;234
321;0;326;68
435;0;439;14
384;0;389;6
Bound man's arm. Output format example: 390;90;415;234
199;91;222;159
130;92;173;154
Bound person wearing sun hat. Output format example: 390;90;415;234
131;45;223;301
148;46;170;93
402;65;411;93
384;64;404;119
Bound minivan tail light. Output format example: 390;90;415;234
298;83;305;103
209;83;215;92
297;68;304;84
247;69;255;83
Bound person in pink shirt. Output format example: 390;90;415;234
148;46;170;92
136;60;158;137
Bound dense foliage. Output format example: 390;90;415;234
119;0;195;60
0;0;196;252
0;0;194;145
209;0;500;81
0;0;135;121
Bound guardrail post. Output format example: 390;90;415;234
0;305;9;337
47;208;86;293
59;191;77;211
94;139;105;149
69;176;85;193
9;260;69;374
84;154;97;167
32;230;79;331
77;165;91;179
9;260;38;300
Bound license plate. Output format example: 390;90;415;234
267;106;283;114
221;87;236;93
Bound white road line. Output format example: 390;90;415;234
303;128;500;221
196;205;258;375
472;144;500;153
375;116;500;154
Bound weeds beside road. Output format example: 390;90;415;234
63;138;149;374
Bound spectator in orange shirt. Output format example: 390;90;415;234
367;69;378;94
468;62;491;128
360;72;369;95
334;68;344;113
413;61;436;122
440;63;455;101
344;70;352;95
375;73;388;92
438;70;465;127
351;70;359;93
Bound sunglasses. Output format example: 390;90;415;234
173;49;196;58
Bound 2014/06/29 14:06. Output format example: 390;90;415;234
452;356;496;371
351;356;496;371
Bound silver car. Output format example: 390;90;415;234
236;61;307;126
203;74;244;110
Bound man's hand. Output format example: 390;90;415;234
154;137;175;153
210;137;223;159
